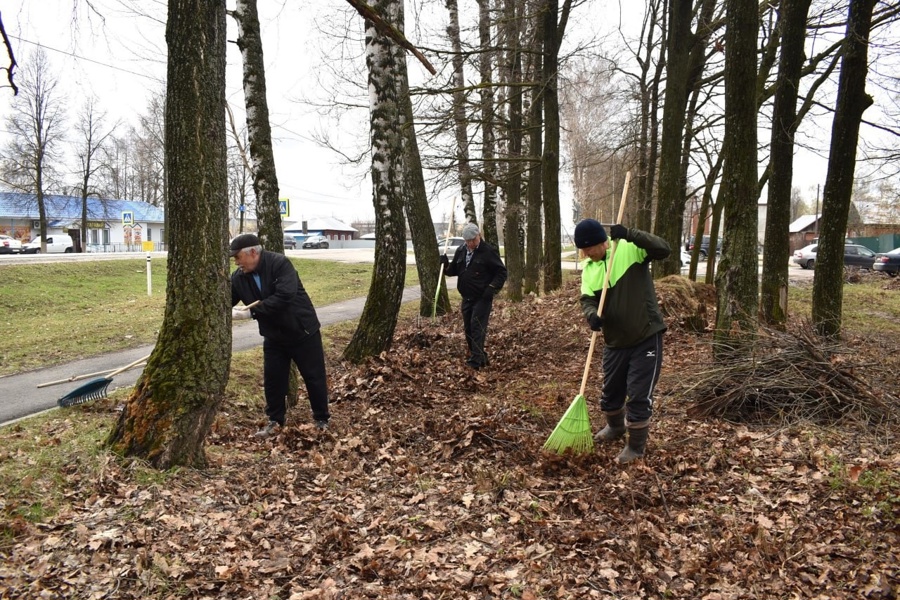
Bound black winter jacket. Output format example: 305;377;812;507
231;251;320;344
445;240;508;300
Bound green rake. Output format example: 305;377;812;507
54;354;150;408
542;332;598;454
544;171;631;455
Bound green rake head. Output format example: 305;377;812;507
543;394;594;455
57;377;113;408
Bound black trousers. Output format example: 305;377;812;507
599;331;663;424
262;330;330;425
460;295;493;367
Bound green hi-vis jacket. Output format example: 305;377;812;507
579;228;671;348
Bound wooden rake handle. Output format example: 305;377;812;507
37;353;151;388
578;170;631;397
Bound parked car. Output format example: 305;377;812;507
679;249;691;268
792;242;876;270
283;234;297;250
437;236;466;256
22;234;74;254
687;235;722;260
873;247;900;277
302;234;329;249
0;234;23;254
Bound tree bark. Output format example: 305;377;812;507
524;5;543;297
812;0;876;339
501;0;524;302
343;0;407;362
107;0;230;469
400;3;448;317
445;0;477;227
477;0;499;247
760;0;812;326
231;0;283;253
541;0;562;294
713;0;759;357
653;0;693;275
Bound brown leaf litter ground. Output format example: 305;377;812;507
1;278;898;599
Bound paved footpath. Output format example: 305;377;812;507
0;286;422;426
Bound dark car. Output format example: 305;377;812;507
687;235;722;260
283;234;297;250
873;247;900;277
792;243;876;270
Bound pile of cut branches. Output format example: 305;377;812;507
688;323;897;428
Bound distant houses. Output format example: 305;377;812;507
0;192;165;252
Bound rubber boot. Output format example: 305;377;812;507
594;409;626;442
616;425;649;465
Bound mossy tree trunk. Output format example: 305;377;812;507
501;0;524;303
445;0;477;227
524;9;543;298
399;1;448;317
713;0;759;357
760;0;812;327
343;0;407;363
812;0;876;339
107;0;230;469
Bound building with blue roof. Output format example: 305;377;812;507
0;192;166;252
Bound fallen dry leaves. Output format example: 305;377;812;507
1;279;897;599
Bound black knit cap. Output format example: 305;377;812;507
229;233;261;256
573;219;608;249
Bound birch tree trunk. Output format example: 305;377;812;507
524;6;543;297
107;0;230;468
343;0;408;362
231;0;283;253
713;0;759;357
812;0;876;338
760;0;812;326
445;0;477;227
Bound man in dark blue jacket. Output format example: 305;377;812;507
441;223;507;370
230;233;330;438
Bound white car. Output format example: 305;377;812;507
0;234;23;254
22;234;75;254
302;234;329;249
437;236;466;256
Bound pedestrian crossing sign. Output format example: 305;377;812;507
279;199;289;217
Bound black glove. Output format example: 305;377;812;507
482;286;496;299
609;224;628;241
440;254;450;269
588;313;604;331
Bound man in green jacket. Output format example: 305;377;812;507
574;219;670;464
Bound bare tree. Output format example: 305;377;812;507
0;47;66;251
343;0;408;363
812;0;877;339
73;96;116;252
107;0;230;469
476;0;499;246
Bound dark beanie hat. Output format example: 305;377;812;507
574;219;607;249
229;233;261;256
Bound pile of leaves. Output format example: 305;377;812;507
0;279;897;599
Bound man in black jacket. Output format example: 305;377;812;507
230;233;330;438
441;223;507;370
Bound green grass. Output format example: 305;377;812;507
786;276;900;336
0;258;419;376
